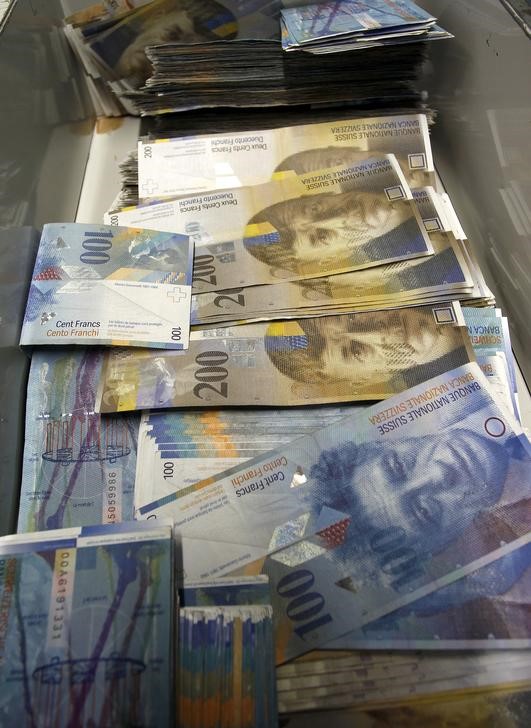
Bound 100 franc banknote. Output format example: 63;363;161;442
96;302;474;412
138;363;531;662
107;157;432;290
18;349;138;533
20;223;194;349
137;113;433;200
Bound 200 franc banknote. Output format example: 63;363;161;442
137;113;434;200
20;223;194;349
190;230;472;326
96;302;475;413
106;157;433;290
18;349;138;533
137;363;531;662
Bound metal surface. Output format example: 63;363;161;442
418;0;531;388
0;0;95;535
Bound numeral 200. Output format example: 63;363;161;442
193;350;229;399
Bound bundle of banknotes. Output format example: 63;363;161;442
0;522;174;726
61;0;449;115
281;0;451;54
11;94;531;726
277;650;531;713
179;576;278;727
20;222;194;350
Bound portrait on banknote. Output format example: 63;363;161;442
264;308;470;393
94;0;239;86
244;189;422;277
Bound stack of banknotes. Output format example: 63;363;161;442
19;222;194;350
61;0;448;115
0;521;174;726
281;0;451;54
178;576;277;727
277;650;531;713
11;96;531;725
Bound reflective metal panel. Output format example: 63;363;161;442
418;0;531;387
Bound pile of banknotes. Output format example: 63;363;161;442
278;650;531;713
281;0;451;54
62;0;449;115
0;522;174;726
20;222;194;350
179;576;278;727
10;95;531;727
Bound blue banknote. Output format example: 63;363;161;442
20;222;193;349
0;522;174;727
18;349;139;532
138;363;531;661
328;541;531;649
281;0;435;47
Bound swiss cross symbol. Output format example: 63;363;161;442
141;179;159;195
316;517;352;549
167;287;187;304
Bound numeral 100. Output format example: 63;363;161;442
277;569;332;641
80;231;113;265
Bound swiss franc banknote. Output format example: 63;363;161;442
189;187;468;326
463;306;520;419
18;349;139;532
181;575;271;607
281;0;435;46
137;362;531;662
277;652;531;712
20;223;193;349
107;158;433;290
0;522;173;727
88;0;283;89
97;303;474;412
135;405;362;511
178;604;276;728
327;540;531;649
137;113;433;199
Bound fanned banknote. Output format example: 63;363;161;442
277;651;531;713
315;684;531;727
20;223;194;349
96;303;474;412
463;306;520;420
0;522;173;727
179;604;277;728
108;157;433;289
134;406;362;511
188;187;472;327
136;362;531;662
18;349;139;532
137;113;433;200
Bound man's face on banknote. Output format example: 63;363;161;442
265;310;462;387
315;310;458;383
246;190;412;273
286;191;410;266
310;429;507;554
